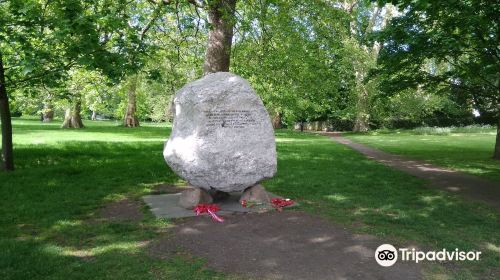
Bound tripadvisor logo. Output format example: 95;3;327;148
375;244;481;267
375;244;398;267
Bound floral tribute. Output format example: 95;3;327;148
193;204;224;223
240;198;295;212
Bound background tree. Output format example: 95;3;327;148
343;1;395;132
152;0;237;74
0;0;135;170
233;0;352;127
374;0;500;159
120;0;239;127
120;1;170;127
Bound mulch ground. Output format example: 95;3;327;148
98;198;144;222
148;211;421;280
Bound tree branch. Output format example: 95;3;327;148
147;0;174;5
140;4;165;41
187;0;205;8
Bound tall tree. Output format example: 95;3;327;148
375;0;500;159
202;0;237;74
0;0;133;170
153;0;238;73
343;1;394;132
0;51;13;170
121;2;168;127
233;0;351;126
124;75;140;127
61;97;84;128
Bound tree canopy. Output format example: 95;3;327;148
1;0;499;170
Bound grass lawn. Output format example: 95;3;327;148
1;118;498;279
344;128;500;183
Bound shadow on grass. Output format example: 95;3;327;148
1;220;224;280
2;142;177;229
266;130;499;278
1;127;498;279
0;139;225;279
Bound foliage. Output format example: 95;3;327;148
232;0;354;125
1;0;135;89
411;126;452;136
374;0;499;121
4;0;490;130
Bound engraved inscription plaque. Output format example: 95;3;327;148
204;109;257;128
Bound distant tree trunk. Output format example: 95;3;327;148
272;112;282;129
348;4;393;133
42;102;54;122
123;75;140;127
61;97;84;128
0;51;14;171
166;95;175;123
353;84;370;132
91;110;97;120
494;117;500;160
203;0;237;75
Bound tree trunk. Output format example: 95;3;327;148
166;95;175;123
350;34;371;133
42;102;54;122
203;0;237;75
272;112;282;129
353;93;370;132
61;97;84;128
123;75;140;127
494;117;500;160
91;110;97;121
353;114;369;132
349;4;394;133
0;51;14;171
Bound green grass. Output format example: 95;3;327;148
1;118;499;279
344;127;500;183
1;118;225;280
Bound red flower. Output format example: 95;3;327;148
271;198;294;210
193;204;224;223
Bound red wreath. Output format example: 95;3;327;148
271;198;294;211
193;204;224;222
240;198;294;212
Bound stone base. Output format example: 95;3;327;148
178;188;213;209
143;191;297;219
239;184;271;205
209;189;231;202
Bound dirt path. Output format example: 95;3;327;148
146;133;498;279
323;132;500;210
150;211;421;280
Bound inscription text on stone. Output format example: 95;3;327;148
204;110;257;128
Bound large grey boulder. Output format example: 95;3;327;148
163;72;277;192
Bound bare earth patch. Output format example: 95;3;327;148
99;198;144;222
149;211;421;280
